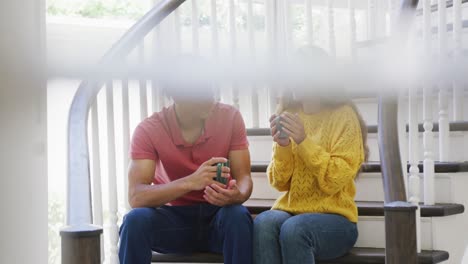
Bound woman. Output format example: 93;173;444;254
253;47;369;264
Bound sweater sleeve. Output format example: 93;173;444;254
296;106;364;195
267;143;294;192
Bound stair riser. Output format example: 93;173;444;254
248;132;468;163
251;172;457;203
356;216;434;250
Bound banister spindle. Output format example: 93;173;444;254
192;0;199;54
105;82;119;264
210;0;219;56
327;0;336;56
138;44;148;120
229;0;239;109
247;0;259;127
305;0;313;45
387;0;397;35
349;0;356;61
90;99;105;263
438;0;449;162
210;0;221;102
122;79;131;212
423;0;435;205
368;0;377;40
453;0;463;121
283;0;292;52
408;86;421;253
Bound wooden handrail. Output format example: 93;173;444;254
377;0;420;262
62;1;185;263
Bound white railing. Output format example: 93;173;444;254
83;1;467;263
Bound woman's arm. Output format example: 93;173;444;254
295;108;364;195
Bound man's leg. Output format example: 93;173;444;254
253;210;292;264
119;206;199;264
279;213;358;264
208;205;253;264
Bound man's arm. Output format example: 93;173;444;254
128;157;229;208
203;149;253;206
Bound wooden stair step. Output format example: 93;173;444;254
244;199;465;217
246;121;468;136
152;247;449;263
251;161;468;173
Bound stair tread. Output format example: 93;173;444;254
251;161;468;173
247;121;468;136
244;199;465;217
152;248;449;263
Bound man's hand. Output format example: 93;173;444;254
203;179;243;206
186;157;230;191
270;114;291;147
279;112;306;145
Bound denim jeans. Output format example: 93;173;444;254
253;210;358;264
119;204;253;264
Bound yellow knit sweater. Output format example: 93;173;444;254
267;105;364;223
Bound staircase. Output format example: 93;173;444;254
60;0;468;263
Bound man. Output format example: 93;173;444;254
118;63;253;264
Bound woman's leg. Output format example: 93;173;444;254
279;213;358;264
253;210;292;264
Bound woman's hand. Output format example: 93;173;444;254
279;112;306;145
269;114;291;147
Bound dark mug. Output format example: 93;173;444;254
274;116;289;139
214;161;230;185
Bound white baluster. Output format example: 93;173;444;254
138;44;148;120
423;87;435;205
105;82;119;264
283;0;292;53
438;0;449;161
229;0;236;56
247;0;259;127
408;86;421;253
210;0;219;56
192;0;199;54
91;100;105;263
453;0;463;121
368;0;376;40
229;0;239;109
327;0;336;56
387;0;397;36
439;89;449;161
122;79;131;212
265;0;275;55
423;0;435;206
348;0;356;61
305;0;313;45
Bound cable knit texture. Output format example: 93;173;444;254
268;105;364;223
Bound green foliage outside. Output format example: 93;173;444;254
47;0;146;19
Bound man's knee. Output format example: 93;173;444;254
219;205;252;228
120;207;154;235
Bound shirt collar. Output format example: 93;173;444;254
166;103;216;148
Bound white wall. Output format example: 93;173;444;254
0;0;47;263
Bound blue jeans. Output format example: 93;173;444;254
119;204;253;264
253;210;358;264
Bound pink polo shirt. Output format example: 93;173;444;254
130;102;249;206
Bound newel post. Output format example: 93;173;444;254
60;225;103;264
384;202;418;264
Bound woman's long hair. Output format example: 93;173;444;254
277;46;369;162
